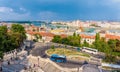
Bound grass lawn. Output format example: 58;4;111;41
47;48;90;57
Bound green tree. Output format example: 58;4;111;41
0;24;26;59
100;37;110;53
9;32;22;48
104;54;117;63
11;24;26;43
0;26;7;35
52;34;81;47
93;33;101;50
73;32;76;37
108;39;117;51
34;34;42;42
83;40;89;47
11;24;25;34
115;40;120;52
67;34;81;46
52;35;61;43
56;26;60;28
61;37;69;44
0;26;8;52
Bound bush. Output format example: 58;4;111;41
33;39;38;42
51;45;55;50
103;54;118;63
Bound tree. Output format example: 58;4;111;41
52;35;61;43
83;40;89;47
56;26;60;28
34;34;42;42
0;51;3;59
0;24;27;59
61;37;69;44
0;26;7;51
11;24;25;34
9;32;22;48
100;37;110;53
104;54;117;63
11;24;26;43
114;39;120;52
93;33;101;50
108;39;117;51
73;32;76;37
0;26;7;35
52;33;81;47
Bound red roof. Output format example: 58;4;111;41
39;32;55;37
105;34;120;40
80;34;95;39
26;31;55;37
80;34;120;40
26;31;36;35
60;34;67;38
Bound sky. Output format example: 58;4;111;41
0;0;120;21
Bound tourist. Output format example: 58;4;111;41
8;61;10;65
0;67;2;71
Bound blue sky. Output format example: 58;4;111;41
0;0;120;21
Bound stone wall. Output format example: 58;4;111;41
3;49;27;61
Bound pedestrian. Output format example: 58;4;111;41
8;61;10;65
11;57;12;61
29;66;31;69
34;64;35;68
24;66;27;70
0;67;2;71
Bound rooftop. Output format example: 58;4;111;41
105;34;120;40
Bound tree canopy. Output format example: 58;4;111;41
52;33;81;47
0;24;26;58
52;33;120;63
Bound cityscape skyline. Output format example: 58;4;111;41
0;0;120;21
0;1;120;71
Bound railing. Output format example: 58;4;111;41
89;56;102;66
102;63;120;69
3;50;27;61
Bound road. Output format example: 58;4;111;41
30;42;105;68
26;41;112;72
30;42;85;68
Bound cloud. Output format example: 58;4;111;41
0;12;31;21
110;0;120;3
0;7;31;21
0;7;13;13
0;0;120;21
19;7;26;12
